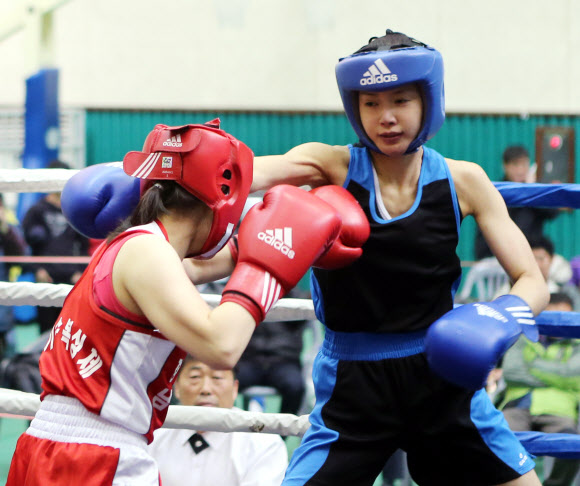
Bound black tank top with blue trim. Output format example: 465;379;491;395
311;145;463;334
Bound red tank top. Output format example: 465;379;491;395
39;221;186;443
92;233;147;321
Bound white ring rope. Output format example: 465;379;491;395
0;168;78;193
0;282;74;307
0;388;311;437
0;282;316;322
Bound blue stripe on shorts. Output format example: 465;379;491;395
282;351;340;485
470;388;535;475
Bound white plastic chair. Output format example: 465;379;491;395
456;257;509;303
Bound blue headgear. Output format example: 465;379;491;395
335;30;445;154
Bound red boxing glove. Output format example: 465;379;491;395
310;186;370;269
221;185;341;324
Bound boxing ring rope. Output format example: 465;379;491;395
1;168;580;459
0;168;78;193
0;282;316;322
0;388;311;437
1;386;578;458
0;389;579;461
1;281;579;335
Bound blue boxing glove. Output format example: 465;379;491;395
61;162;140;239
426;295;538;390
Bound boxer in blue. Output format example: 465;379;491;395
251;30;548;485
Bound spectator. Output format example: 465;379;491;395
474;145;560;261
0;194;26;358
236;286;309;416
500;292;580;486
528;235;580;311
21;160;89;333
148;355;288;486
494;234;580;311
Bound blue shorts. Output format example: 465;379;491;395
283;329;534;486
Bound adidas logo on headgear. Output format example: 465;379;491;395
163;134;183;147
360;59;398;86
258;227;295;259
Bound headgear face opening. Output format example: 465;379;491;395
123;119;253;259
335;29;445;154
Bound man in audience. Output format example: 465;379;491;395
148;355;288;486
500;292;580;486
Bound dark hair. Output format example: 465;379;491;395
502;146;529;164
528;234;555;256
354;29;426;54
107;180;204;242
549;292;574;309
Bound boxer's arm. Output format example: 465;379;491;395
116;185;343;368
182;243;236;285
449;159;549;314
251;143;350;192
117;235;255;369
221;185;342;323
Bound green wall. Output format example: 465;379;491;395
86;110;580;262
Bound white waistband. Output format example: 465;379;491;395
27;395;147;450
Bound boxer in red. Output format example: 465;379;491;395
7;120;367;486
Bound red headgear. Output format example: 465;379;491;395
123;119;253;258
